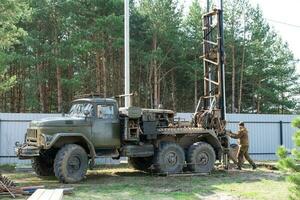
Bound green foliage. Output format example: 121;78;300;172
0;0;29;49
0;0;298;113
0;0;29;95
277;117;300;200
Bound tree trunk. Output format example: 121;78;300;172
153;32;158;108
231;45;235;113
238;16;246;113
149;64;153;108
171;70;176;111
67;65;74;103
157;67;161;107
95;52;102;96
256;81;261;114
138;63;143;106
56;66;62;112
37;61;46;113
102;49;107;98
194;68;198;110
238;45;245;113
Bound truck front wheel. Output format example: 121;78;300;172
32;154;54;176
128;157;153;172
154;142;185;174
187;142;216;173
54;144;88;183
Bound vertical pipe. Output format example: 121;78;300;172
207;0;210;12
219;0;226;120
124;0;130;107
279;121;283;145
207;0;212;107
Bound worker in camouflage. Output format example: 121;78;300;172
228;122;257;170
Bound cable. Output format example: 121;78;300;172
266;18;300;29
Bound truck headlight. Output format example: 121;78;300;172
45;135;53;142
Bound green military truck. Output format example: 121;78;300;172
15;97;228;183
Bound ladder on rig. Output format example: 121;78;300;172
194;8;226;131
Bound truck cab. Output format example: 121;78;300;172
70;98;121;149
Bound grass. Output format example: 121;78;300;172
0;164;290;200
0;164;16;173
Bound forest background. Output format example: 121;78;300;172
0;0;299;114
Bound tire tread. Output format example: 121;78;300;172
54;144;87;183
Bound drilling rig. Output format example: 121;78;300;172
193;1;230;166
15;1;230;183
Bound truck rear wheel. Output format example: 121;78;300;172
128;157;153;172
54;144;88;183
187;142;215;173
32;155;54;177
154;142;185;174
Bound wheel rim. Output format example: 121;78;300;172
197;152;209;165
164;151;178;167
67;155;81;174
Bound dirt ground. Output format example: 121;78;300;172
0;164;290;200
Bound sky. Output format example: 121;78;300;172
181;0;300;73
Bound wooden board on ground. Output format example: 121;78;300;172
28;189;63;200
156;172;209;177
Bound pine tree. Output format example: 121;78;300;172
0;0;29;96
277;118;300;200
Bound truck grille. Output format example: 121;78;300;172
27;129;38;138
26;129;38;144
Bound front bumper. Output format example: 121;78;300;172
15;144;40;159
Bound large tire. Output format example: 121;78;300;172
54;144;88;183
187;142;216;173
128;157;153;172
32;153;54;177
154;142;185;174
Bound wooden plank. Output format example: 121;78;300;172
50;189;63;200
42;190;55;200
156;172;209;177
167;172;209;177
28;189;64;200
28;189;45;200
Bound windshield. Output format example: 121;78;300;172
68;103;93;117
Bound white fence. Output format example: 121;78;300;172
0;113;298;164
177;113;297;160
0;113;121;165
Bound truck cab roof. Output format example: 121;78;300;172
72;98;117;104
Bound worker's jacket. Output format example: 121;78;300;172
230;127;249;146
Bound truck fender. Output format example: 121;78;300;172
46;133;96;158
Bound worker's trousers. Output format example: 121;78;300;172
238;145;256;168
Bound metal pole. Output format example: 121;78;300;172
279;121;283;145
207;0;210;12
124;0;130;107
207;0;212;106
220;0;226;120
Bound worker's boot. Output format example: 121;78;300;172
252;164;257;170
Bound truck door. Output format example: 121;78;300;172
91;103;120;148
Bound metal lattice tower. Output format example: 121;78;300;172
202;8;225;119
194;5;226;132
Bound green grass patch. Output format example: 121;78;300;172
0;164;16;173
1;166;290;200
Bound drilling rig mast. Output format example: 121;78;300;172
193;0;226;134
